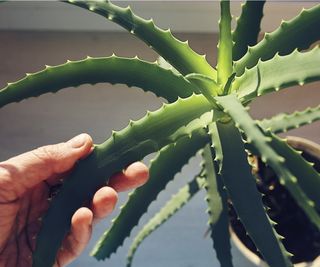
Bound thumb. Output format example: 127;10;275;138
0;133;93;197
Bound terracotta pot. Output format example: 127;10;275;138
230;136;320;267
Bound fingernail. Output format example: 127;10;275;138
68;134;87;148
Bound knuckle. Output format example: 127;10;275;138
0;163;19;202
0;164;13;181
32;144;65;167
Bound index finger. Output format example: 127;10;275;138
107;162;149;192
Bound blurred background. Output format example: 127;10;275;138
0;1;319;266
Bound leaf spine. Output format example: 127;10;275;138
107;14;115;20
264;32;271;40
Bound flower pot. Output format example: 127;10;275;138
229;136;320;267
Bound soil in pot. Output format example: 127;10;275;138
229;142;320;264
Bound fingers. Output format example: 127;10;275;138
91;187;118;223
0;134;93;197
55;208;93;267
54;162;148;266
56;187;118;266
108;162;149;192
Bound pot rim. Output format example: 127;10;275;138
286;136;320;161
230;227;320;267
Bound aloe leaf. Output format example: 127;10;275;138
234;4;320;76
244;134;320;264
217;0;233;87
201;145;232;267
222;73;236;96
259;105;320;134
32;94;213;267
211;120;293;267
246;131;320;212
126;171;205;267
216;94;320;231
0;56;198;108
234;47;320;103
156;56;180;75
92;128;210;260
168;111;213;142
185;73;221;105
232;1;265;61
66;0;217;79
267;133;320;211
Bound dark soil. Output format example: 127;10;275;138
229;150;320;264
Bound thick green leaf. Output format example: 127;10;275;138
211;121;293;267
266;133;320;211
33;94;213;266
234;4;320;76
232;1;265;61
216;94;320;231
92;128;209;259
217;0;233;87
0;56;197;108
126;172;205;267
156;56;179;75
234;47;320;103
66;0;217;80
185;73;221;105
259;105;320;134
202;145;232;267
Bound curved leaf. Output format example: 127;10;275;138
232;1;265;61
92;128;210;260
66;0;217;79
234;47;320;103
216;94;320;231
259;105;320;134
266;133;320;211
33;94;213;267
211;121;293;267
234;4;320;76
126;172;205;267
185;73;220;105
0;56;197;108
202;144;233;267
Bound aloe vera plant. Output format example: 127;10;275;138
1;1;320;266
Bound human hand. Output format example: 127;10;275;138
0;134;149;267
